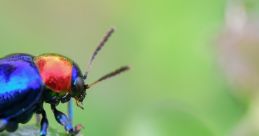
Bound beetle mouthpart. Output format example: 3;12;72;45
75;100;84;110
84;84;89;89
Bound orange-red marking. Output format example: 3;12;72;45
34;54;73;93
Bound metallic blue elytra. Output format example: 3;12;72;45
0;54;43;119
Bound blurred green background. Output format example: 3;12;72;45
0;0;251;136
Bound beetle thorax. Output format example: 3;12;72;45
34;54;73;93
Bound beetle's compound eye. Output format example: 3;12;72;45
73;77;86;103
75;77;84;91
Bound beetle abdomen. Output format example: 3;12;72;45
0;54;43;119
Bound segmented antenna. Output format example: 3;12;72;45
83;28;115;79
85;66;130;89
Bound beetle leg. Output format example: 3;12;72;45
40;109;49;136
68;99;73;126
51;104;80;135
6;121;18;132
61;93;71;103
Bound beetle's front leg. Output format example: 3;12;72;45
51;104;80;135
40;109;49;136
61;93;71;103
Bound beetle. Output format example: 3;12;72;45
0;28;129;136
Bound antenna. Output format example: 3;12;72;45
83;28;115;79
85;66;130;89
